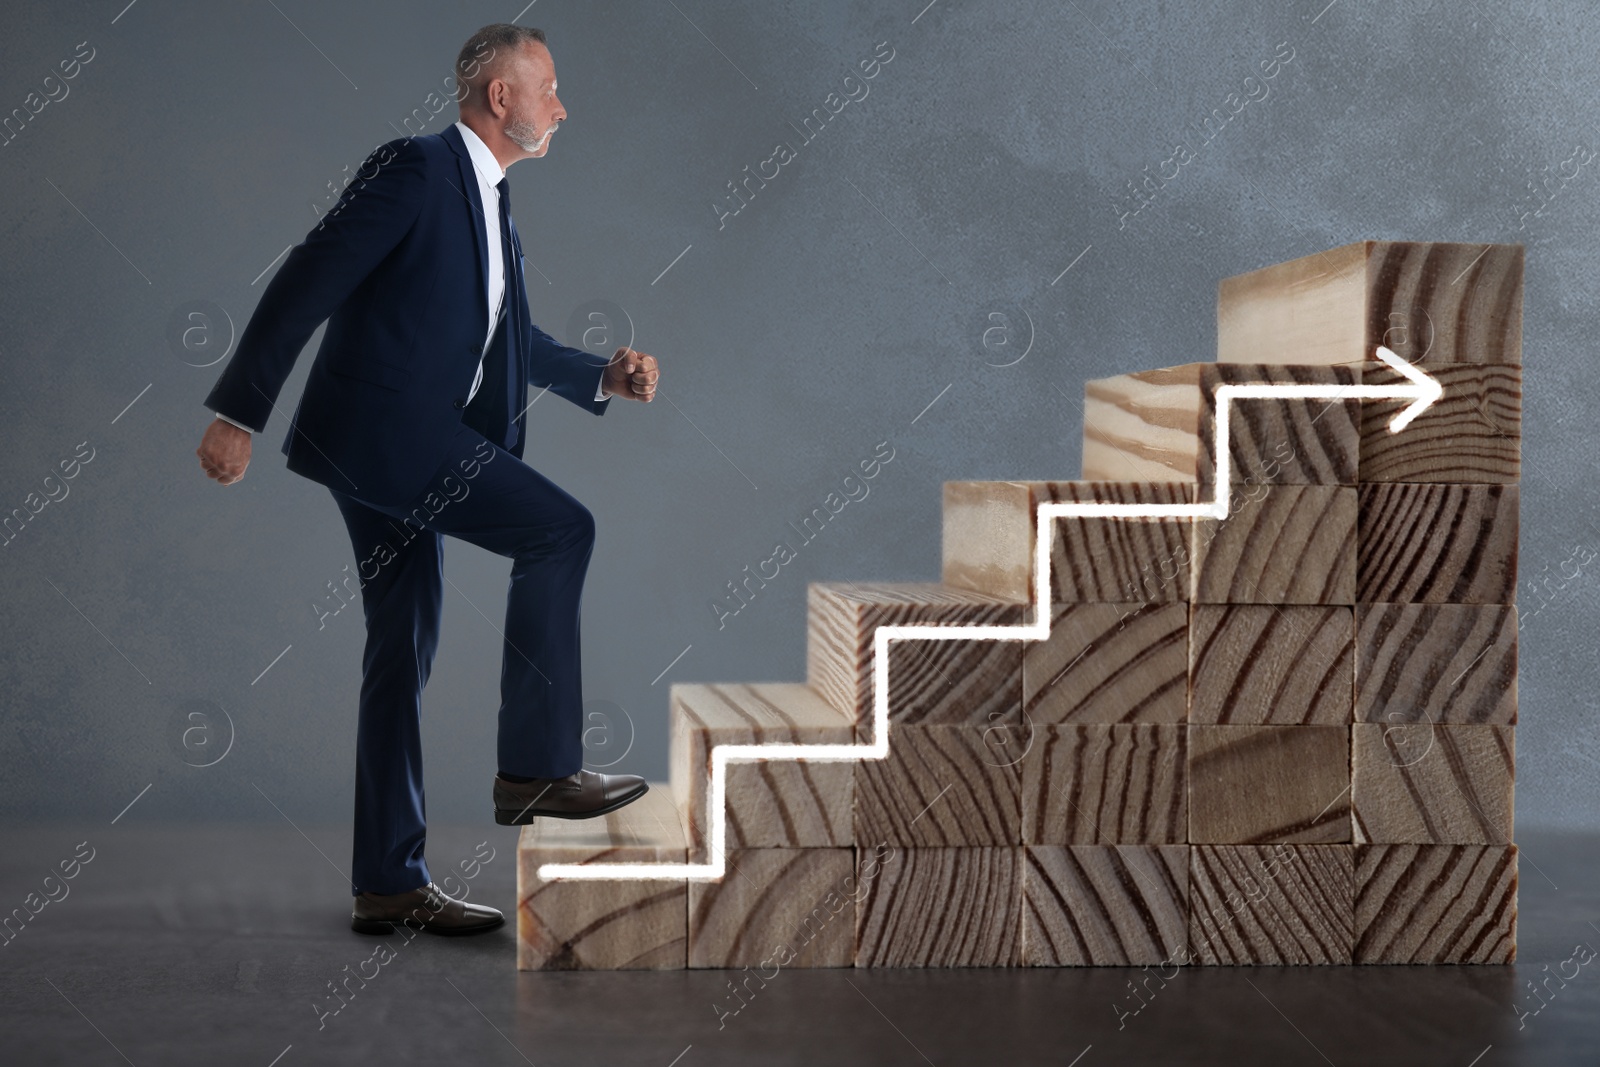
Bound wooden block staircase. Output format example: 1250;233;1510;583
517;239;1522;969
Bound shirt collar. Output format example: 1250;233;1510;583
454;120;505;187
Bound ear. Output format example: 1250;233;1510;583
485;77;508;117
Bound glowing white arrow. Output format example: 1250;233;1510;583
537;346;1442;881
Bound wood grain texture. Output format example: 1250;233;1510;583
1046;482;1197;602
517;785;687;970
1022;845;1189;966
1082;362;1359;486
1351;724;1514;844
1357;483;1519;604
1189;605;1353;725
1355;844;1518;963
943;480;1196;603
1188;845;1354;964
688;848;855;968
1021;725;1186;844
1080;364;1204;484
1187;726;1351;843
1024;603;1188;724
1191;486;1357;604
1359;363;1521;482
807;581;1025;729
1356;604;1518;724
1217;240;1523;366
855;847;1021;967
854;724;1021;847
1361;241;1524;365
885;634;1024;726
669;683;855;856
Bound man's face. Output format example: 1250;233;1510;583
502;42;565;157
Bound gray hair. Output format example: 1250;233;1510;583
455;24;547;105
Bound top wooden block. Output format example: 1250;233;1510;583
1218;241;1523;365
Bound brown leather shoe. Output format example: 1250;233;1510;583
350;881;504;936
493;770;648;824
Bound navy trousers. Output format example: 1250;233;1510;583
328;424;596;895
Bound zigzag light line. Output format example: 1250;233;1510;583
537;346;1442;881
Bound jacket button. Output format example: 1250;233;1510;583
452;398;466;409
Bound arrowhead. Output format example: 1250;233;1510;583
1375;345;1443;433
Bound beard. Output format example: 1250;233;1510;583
505;108;556;152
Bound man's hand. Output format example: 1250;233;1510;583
601;346;659;402
197;418;252;485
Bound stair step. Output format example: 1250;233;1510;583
668;682;854;856
806;581;1027;727
1216;239;1523;366
521;238;1522;972
942;480;1195;604
1081;362;1359;485
516;783;687;970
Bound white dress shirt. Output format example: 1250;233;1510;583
457;119;505;406
213;120;604;434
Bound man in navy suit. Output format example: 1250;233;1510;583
195;24;657;936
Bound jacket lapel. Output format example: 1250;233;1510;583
441;124;489;329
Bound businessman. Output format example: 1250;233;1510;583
196;24;657;936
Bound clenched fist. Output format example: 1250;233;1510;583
196;418;252;485
601;346;659;402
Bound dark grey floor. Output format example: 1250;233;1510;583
0;821;1595;1066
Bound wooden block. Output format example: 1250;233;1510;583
1357;484;1519;604
854;724;1020;847
1359;363;1521;482
1356;604;1518;724
941;481;1039;602
1082;362;1359;485
884;634;1024;727
517;784;686;970
688;848;855;968
1355;844;1517;963
1189;605;1353;725
1188;845;1353;964
1191;485;1357;604
807;581;1024;728
1187;725;1350;843
1022;845;1189;966
855;846;1020;967
1021;725;1186;844
1024;602;1187;724
943;480;1195;603
1351;724;1514;844
669;683;854;857
1049;482;1196;603
1217;240;1523;365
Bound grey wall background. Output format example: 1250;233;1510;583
0;0;1594;830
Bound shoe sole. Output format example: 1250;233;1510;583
350;914;505;937
492;782;650;825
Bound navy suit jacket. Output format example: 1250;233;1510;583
204;123;610;508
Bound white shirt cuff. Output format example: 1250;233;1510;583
594;377;608;402
214;412;254;433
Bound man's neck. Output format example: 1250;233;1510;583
458;114;522;173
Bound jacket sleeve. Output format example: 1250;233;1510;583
525;318;612;416
202;136;430;432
